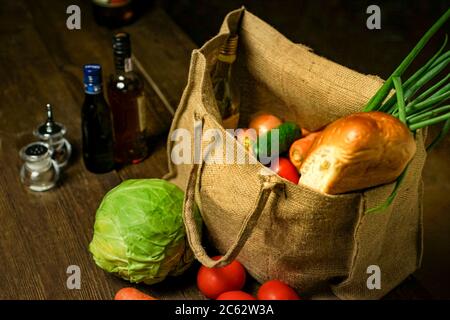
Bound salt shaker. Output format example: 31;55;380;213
20;142;60;192
34;104;72;168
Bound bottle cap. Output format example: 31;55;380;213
218;35;239;64
20;142;50;161
112;32;131;57
20;141;52;171
83;64;102;85
35;104;66;140
83;64;103;94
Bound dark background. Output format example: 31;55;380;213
162;0;449;78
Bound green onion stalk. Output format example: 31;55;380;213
363;8;450;213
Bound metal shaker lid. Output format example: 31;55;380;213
35;104;66;139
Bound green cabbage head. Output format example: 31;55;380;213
89;179;200;284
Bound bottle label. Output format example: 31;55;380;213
84;84;102;95
124;57;133;73
217;53;236;64
136;94;148;132
93;0;131;8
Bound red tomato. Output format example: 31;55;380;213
197;256;247;299
249;113;283;136
216;291;256;300
270;157;300;184
257;280;300;300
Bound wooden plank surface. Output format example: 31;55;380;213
0;0;124;299
0;0;202;300
25;0;195;183
0;0;431;300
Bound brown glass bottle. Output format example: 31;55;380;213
107;32;149;165
92;0;135;28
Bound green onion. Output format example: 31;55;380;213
406;73;450;107
364;9;450;112
379;36;448;113
409;112;450;131
405;91;450;116
364;9;449;214
430;50;450;68
406;100;449;121
408;105;450;124
390;56;450;115
365;166;408;214
403;56;450;99
393;77;407;123
402;83;450;119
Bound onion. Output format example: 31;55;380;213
249;113;283;135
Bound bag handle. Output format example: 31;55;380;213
183;162;280;268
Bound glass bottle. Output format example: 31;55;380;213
91;0;135;28
211;34;240;129
82;64;115;173
20;142;59;192
34;104;72;168
107;32;149;165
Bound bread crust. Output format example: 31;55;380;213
299;112;416;194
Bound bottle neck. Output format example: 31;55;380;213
114;54;133;74
213;59;233;79
213;35;238;78
84;88;107;106
217;53;236;64
217;35;238;64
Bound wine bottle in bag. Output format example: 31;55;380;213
211;35;240;129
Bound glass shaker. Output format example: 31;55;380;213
34;104;72;168
20;142;60;192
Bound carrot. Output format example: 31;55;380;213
289;132;321;171
301;127;311;137
114;287;157;300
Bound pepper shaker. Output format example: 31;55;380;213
34;104;72;168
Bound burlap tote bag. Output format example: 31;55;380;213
164;8;426;300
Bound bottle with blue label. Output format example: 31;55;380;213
82;64;115;173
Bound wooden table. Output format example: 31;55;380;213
0;0;431;299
